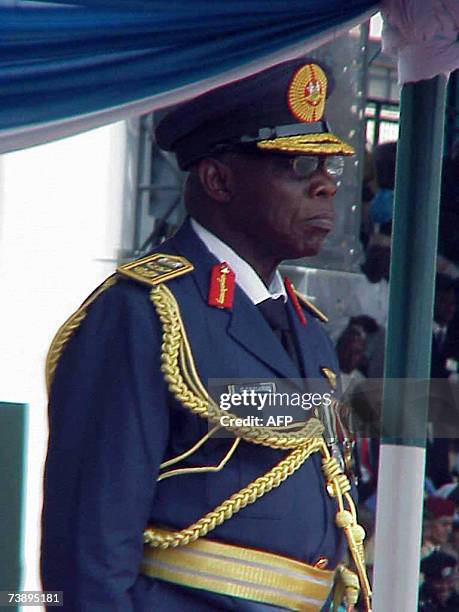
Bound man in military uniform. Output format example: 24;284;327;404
41;59;369;611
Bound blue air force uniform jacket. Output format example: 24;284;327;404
41;218;344;611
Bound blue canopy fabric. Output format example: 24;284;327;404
0;0;379;152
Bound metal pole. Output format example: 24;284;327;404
372;74;449;611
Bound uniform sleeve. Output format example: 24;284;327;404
41;281;170;612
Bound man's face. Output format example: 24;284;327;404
337;328;365;374
223;151;338;261
430;577;454;605
430;516;453;545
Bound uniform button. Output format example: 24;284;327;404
314;557;328;569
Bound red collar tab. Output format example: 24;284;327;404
284;277;306;326
208;262;235;309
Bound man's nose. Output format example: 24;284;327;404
307;172;338;199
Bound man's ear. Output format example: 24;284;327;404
197;158;233;203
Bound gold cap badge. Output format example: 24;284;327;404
287;63;328;124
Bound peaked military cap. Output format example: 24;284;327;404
155;58;355;169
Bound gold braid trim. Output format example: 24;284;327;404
257;134;355;156
45;275;118;394
144;441;323;549
150;283;324;450
321;442;372;611
148;282;372;609
334;565;360;609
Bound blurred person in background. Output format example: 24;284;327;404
419;551;459;611
360;146;377;248
422;498;455;557
431;274;459;380
336;321;367;392
427;274;459;490
369;141;396;228
441;521;459;562
439;144;459;269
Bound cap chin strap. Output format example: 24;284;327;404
239;120;330;143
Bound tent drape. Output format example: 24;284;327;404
381;0;459;84
0;0;379;152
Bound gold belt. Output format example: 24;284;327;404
139;528;334;612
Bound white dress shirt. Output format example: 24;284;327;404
190;218;286;305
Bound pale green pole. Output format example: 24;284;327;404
372;74;449;610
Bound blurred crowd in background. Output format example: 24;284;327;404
336;141;459;610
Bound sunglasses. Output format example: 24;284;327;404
214;146;345;181
289;155;345;179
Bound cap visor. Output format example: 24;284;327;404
257;133;355;156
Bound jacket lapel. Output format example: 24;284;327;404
287;298;322;380
227;287;303;380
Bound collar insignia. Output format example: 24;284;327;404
284;277;306;326
208;262;235;309
293;289;328;323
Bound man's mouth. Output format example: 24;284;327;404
304;215;334;231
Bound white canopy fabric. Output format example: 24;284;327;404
382;0;459;83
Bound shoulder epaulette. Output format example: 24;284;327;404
117;253;194;287
294;289;328;323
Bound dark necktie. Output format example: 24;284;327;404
257;297;303;375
